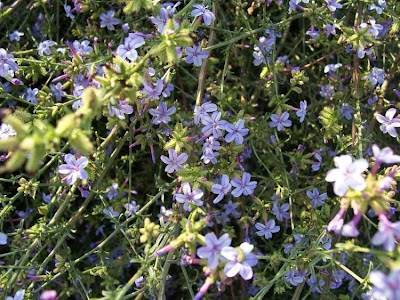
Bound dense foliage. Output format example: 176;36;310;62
0;0;399;299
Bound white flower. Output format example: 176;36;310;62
325;155;368;196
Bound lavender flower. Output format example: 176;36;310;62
231;172;257;197
285;268;305;286
38;40;56;56
366;67;385;86
201;111;228;138
272;202;290;221
50;83;65;101
185;45;209;67
370;269;400;299
194;102;218;125
40;290;57;300
103;206;119;219
269;111;292;131
255;220;280;239
325;0;342;12
99;10;120;31
116;34;145;62
108;100;133;120
0;48;18;78
368;0;387;14
376;108;400;138
191;4;215;25
371;214;400;251
211;174;231;204
306;25;319;40
124;201;140;217
325;155;369;196
160;149;188;173
221;242;258;280
9;30;24;42
64;4;75;19
0;232;7;245
296;100;307;123
320;84;335;99
58;154;89;185
149;102;176;125
23;88;39;104
72;40;93;56
175;182;204;211
224;119;249;145
149;2;180;33
327;208;346;234
307;276;324;293
197;233;231;269
306;188;327;208
372;144;400;164
5;290;25;300
340;104;354;120
142;79;164;101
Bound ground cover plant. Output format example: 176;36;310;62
0;0;399;299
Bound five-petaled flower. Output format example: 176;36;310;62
185;44;209;67
221;242;258;280
160;149;188;173
58;154;89;185
306;188;327;208
197;233;231;269
211;174;232;204
231;172;257;197
99;10;120;31
325;155;369;196
191;4;216;25
149;102;176;125
376;108;400;138
224;119;249;145
175;182;204;211
255;220;280;239
269;111;292;131
371;214;400;251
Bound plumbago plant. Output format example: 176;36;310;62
0;0;400;299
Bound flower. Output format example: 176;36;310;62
296;100;307;123
64;4;75;19
0;48;18;78
197;233;231;269
185;44;209;67
231;172;257;197
149;102;176;125
99;10;120;31
149;2;180;33
370;269;400;300
306;188;327;208
124;201;140;217
0;123;16;140
340;104;354;120
108;100;133;120
160;149;188;173
325;155;369;196
175;182;204;211
285;268;306;286
272;202;290;221
58;154;89;185
103;206;119;219
5;290;25;300
325;0;342;11
211;174;232;204
269;111;292;131
0;232;7;245
376;108;400;138
116;34;145;62
38;40;56;56
221;242;258;280
194;102;218;124
255;220;280;239
366;67;385;86
371;214;400;251
327;208;346;234
72;40;93;56
50;83;65;101
142;79;164;101
9;30;24;41
320;84;335;99
23;87;39;104
201;111;228;138
368;0;387;14
372;144;400;164
306;25;319;40
191;4;215;25
224;119;249;145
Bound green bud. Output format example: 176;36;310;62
5;150;26;172
26;139;46;172
69;129;94;155
55;114;78;137
3;114;28;136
